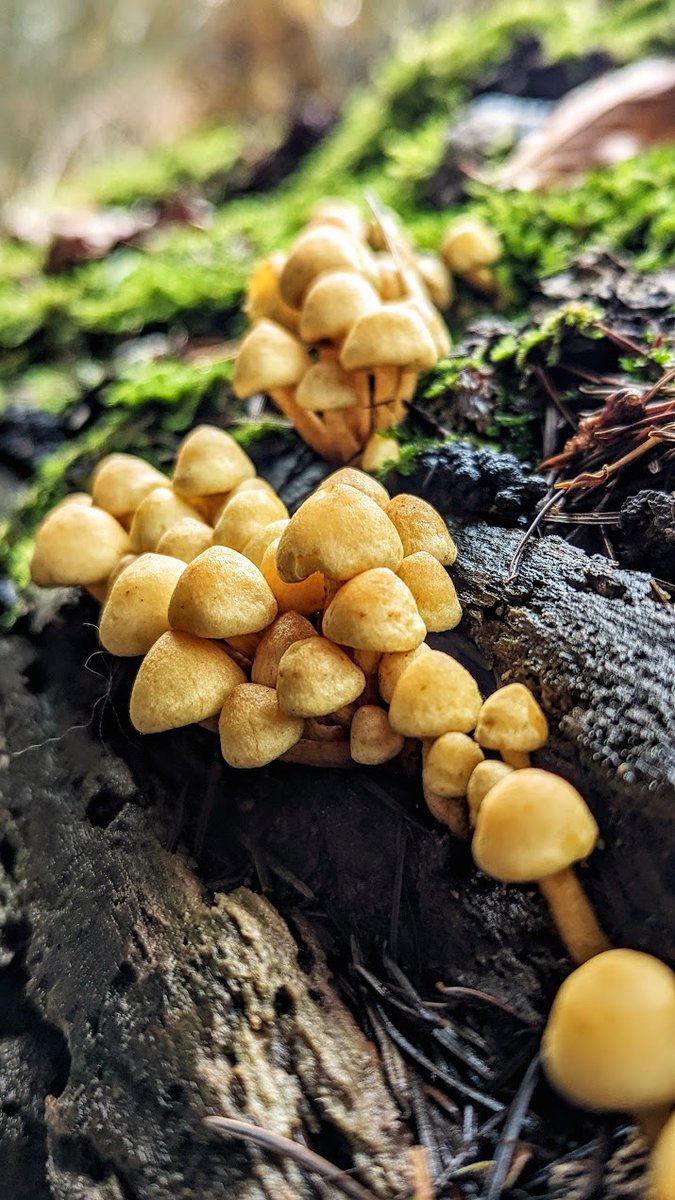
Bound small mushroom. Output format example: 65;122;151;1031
275;483;403;583
441;218;501;276
218;683;304;768
168;546;277;639
466;760;514;827
360;433;401;473
260;538;325;615
295;360;362;463
388;649;482;738
474;682;549;768
378;643;430;705
276;637;365;718
385;494;457;564
322;568;426;653
172;425;256;497
397;551;462;632
340;302;438;429
299;271;380;345
423;732;484;820
213;489;289;554
156;517;213;563
129;630;245;733
279;225;370;309
129;487;202;553
350;705;404;765
317;467;390;509
416;253;453;310
241;518;290;568
308;199;367;242
31;502;130;587
91;453;166;519
99;553;186;656
251;612;318;688
651;1111;675;1199
472;768;609;964
245;252;301;334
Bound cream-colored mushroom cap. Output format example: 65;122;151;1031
99;553;186;656
467;760;514;827
130;630;246;733
388;649;482;738
276;637;365;718
279;225;369;309
296;361;359;412
300;271;380;344
245;253;300;335
360;433;401;474
404;296;452;358
156;517;212;563
309;199;367;241
172;425;256;497
261;538;325;615
397;552;462;632
168;545;277;639
129;487;202;553
378;643;430;704
441;218;501;275
375;254;405;301
322;568;426;652
31;503;130;587
276;484;403;583
318;467;390;509
213;489;288;554
472;768;599;883
219;683;303;768
386;494;457;564
252;612;318;688
423;732;484;798
52;492;92;510
232;319;312;399
91;453;166;517
651;1112;675;1200
542;949;675;1112
107;553;138;592
241;518;290;568
350;705;404;765
416;254;453;310
340;303;437;372
475;683;549;753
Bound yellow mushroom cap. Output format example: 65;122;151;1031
129;487;202;553
296;361;358;412
245;253;300;335
322;568;426;652
156;517;213;563
386;494;457;564
318;467;390;508
276;484;403;583
474;683;549;753
91;453;166;518
309;199;367;241
212;489;289;554
300;271;380;344
416;253;453;310
378;643;430;705
241;518;290;568
397;551;462;632
129;630;246;733
279;225;370;309
31;503;130;587
472;768;599;883
404;296;452;358
232;319;312;399
340;303;438;372
374;254;405;301
172;425;256;497
441;218;501;275
168;545;277;639
251;612;318;689
467;760;514;827
651;1112;675;1200
541;949;675;1112
219;683;304;768
276;637;365;718
388;649;482;738
261;538;325;615
350;705;404;765
423;732;484;798
360;433;401;474
99;552;186;657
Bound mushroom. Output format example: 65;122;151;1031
542;949;675;1144
322;568;426;652
317;467;390;509
31;502;130;588
245;252;301;334
474;682;549;768
99;553;186;656
251;612;318;688
350;705;404;765
241;518;290;568
340;302;438;430
385;494;457;564
422;732;484;838
156;517;213;563
129;487;202;553
396;551;462;632
651;1111;675;1199
276;637;365;718
388;649;482;738
279;225;371;309
218;683;304;768
295;359;362;462
275;483;403;583
129;630;245;733
213;489;289;554
260;538;325;615
308;199;367;242
360;433;401;473
472;768;609;964
416;253;453;311
91;453;166;520
168;545;277;639
172;425;256;498
466;760;514;827
299;271;380;345
378;643;430;705
441;217;501;277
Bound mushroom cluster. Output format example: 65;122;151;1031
232;199;456;463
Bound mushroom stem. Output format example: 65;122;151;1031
269;387;338;459
423;785;470;840
280;739;354;767
501;749;531;769
637;1105;671;1148
538;868;611;964
393;368;418;423
322;410;361;462
373;366;399;430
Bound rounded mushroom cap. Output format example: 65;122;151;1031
378;643;429;704
241;518;290;568
156;517;213;563
129;630;246;733
322;567;426;652
172;425;256;497
475;683;549;753
340;303;438;372
441;218;501;274
212;489;288;554
416;253;453;310
309;199;367;242
168;545;277;639
404;296;452;358
318;467;390;509
467;760;514;827
423;732;484;798
541;949;675;1112
276;484;403;583
374;254;405;301
129;487;202;553
472;768;599;883
350;705;404;765
276;637;365;718
232;319;312;399
360;433;401;474
279;226;369;309
31;503;130;587
296;361;359;412
91;453;166;518
99;553;186;656
388;649;482;738
245;253;301;335
219;683;303;768
261;538;325;615
251;612;318;689
386;494;457;564
651;1112;675;1200
300;271;380;344
397;551;462;632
